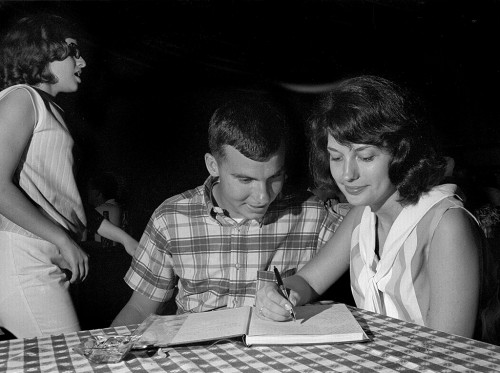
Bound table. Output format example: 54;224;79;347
1;306;500;373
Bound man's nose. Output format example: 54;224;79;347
254;182;271;204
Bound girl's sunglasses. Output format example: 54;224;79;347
67;43;81;59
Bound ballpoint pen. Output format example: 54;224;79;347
273;266;297;322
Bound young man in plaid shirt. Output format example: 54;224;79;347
112;98;342;326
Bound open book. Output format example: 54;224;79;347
133;303;368;347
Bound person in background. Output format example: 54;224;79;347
84;208;138;256
0;14;89;338
112;98;342;326
84;173;139;256
256;75;500;343
87;172;123;230
84;172;137;255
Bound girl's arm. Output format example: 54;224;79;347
0;89;89;283
427;208;481;337
256;206;360;321
96;218;139;256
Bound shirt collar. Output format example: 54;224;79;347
202;176;267;227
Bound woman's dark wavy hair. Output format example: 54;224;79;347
0;14;77;89
308;75;447;206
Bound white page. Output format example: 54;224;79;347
171;306;251;345
138;314;189;347
248;303;365;337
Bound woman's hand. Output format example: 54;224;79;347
55;235;89;284
255;282;299;322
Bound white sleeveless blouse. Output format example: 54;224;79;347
0;84;86;239
350;184;475;325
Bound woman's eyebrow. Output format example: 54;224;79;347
353;145;374;152
327;145;375;153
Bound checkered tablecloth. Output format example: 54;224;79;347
1;306;500;373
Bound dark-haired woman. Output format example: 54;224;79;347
256;75;498;341
0;14;88;337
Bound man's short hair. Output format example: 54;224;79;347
208;98;289;161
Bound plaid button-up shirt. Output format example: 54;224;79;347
125;176;342;313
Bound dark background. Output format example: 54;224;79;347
1;0;500;329
2;0;500;237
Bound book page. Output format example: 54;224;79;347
135;306;252;347
247;303;367;344
136;314;189;347
171;306;251;345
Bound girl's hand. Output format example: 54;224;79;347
55;235;89;283
255;282;298;321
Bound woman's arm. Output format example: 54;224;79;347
427;208;481;337
96;218;138;256
0;89;88;283
256;206;360;321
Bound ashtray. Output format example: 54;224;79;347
73;334;134;364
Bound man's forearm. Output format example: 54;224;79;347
111;292;163;327
111;304;147;327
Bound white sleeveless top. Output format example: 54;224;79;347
0;84;86;239
350;184;477;325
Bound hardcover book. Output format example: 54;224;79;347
134;303;369;347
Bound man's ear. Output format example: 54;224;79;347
205;153;219;177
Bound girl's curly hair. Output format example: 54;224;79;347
0;14;78;89
308;75;447;206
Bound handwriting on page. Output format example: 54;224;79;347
249;304;359;336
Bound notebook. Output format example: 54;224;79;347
134;303;369;347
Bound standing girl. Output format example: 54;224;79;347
0;14;89;338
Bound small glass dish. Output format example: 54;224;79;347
73;334;134;364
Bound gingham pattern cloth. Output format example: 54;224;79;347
1;306;500;372
125;177;342;313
